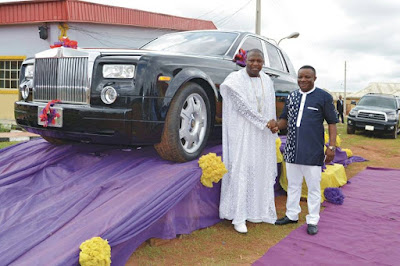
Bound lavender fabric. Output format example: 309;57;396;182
279;135;286;154
254;167;400;265
0;139;222;265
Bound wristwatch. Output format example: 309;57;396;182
328;146;336;152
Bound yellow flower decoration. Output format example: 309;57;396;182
198;153;227;188
276;137;283;163
336;135;342;147
79;237;111;266
324;132;342;147
341;148;353;158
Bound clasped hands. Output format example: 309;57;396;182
266;119;279;134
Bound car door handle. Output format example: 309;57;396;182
266;72;280;78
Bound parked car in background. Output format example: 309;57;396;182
347;93;400;139
15;30;298;162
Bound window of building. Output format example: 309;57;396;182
0;57;25;89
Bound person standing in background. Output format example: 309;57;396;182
337;95;344;123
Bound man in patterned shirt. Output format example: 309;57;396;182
268;65;338;235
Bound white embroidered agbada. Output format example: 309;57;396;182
219;68;277;225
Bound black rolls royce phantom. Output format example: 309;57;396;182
15;30;298;162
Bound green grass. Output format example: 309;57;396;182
0;142;19;149
0;126;10;132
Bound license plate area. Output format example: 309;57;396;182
38;106;63;127
365;125;374;131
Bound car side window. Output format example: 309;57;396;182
240;37;263;54
240;37;271;66
264;41;286;72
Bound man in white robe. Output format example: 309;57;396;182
219;49;277;233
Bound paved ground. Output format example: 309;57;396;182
0;130;40;142
0;119;40;142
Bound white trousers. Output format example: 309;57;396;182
285;163;322;225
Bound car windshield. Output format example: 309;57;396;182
141;31;238;56
358;96;397;109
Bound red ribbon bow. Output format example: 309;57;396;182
39;100;61;127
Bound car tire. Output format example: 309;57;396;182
390;125;398;139
154;82;212;162
347;125;355;134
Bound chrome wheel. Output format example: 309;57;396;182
179;93;207;153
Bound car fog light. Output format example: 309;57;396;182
101;86;117;104
389;126;394;130
348;120;352;125
21;85;30;100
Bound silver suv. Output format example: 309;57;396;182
347;93;400;139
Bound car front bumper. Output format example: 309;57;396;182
347;117;397;132
15;101;164;145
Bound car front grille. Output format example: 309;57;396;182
357;110;387;121
33;57;90;104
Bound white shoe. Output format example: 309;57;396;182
247;218;262;223
234;223;247;233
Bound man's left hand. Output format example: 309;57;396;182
325;148;335;163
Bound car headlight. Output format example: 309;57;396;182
387;112;397;120
349;109;358;116
101;86;117;104
24;65;34;79
103;64;135;79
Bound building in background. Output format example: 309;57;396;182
0;0;216;121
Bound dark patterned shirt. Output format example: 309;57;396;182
280;87;338;166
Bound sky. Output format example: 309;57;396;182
81;0;399;93
4;0;400;92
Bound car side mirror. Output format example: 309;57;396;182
351;100;356;105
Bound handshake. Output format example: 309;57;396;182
266;119;279;134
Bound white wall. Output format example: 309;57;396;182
0;22;178;58
0;24;49;57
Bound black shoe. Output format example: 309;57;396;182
275;216;298;225
307;224;318;235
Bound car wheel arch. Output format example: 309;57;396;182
165;68;218;100
163;77;217;129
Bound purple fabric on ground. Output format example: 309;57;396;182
254;167;400;265
330;147;367;167
0;139;222;265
